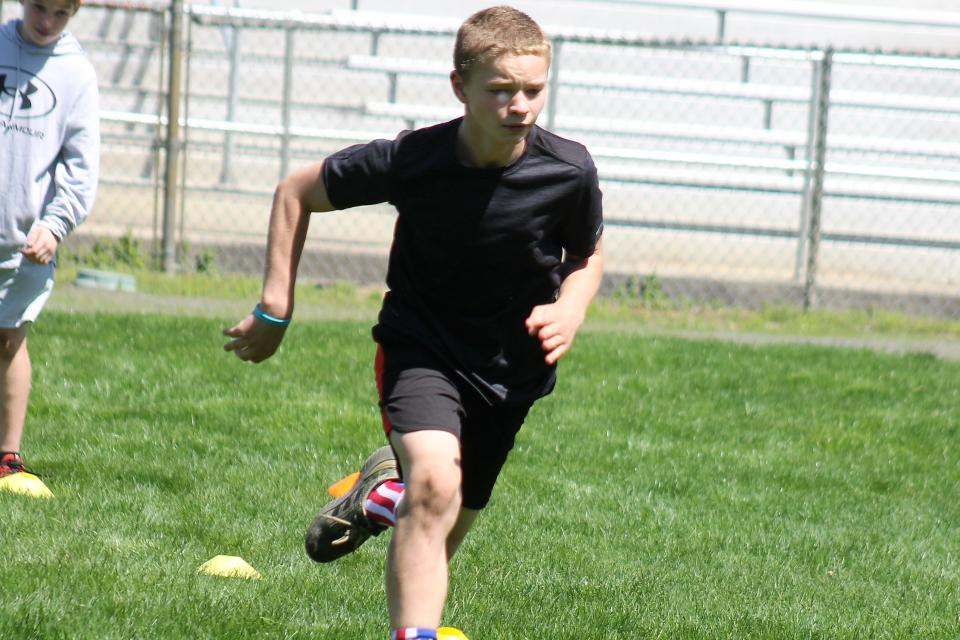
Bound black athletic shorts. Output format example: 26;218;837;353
374;339;531;510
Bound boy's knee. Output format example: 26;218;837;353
404;462;462;520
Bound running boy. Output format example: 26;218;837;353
224;6;603;639
0;0;100;479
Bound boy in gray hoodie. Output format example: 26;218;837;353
0;0;99;479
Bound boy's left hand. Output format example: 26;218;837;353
525;301;586;365
22;227;58;264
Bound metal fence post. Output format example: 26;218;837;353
545;37;563;131
178;8;194;262
802;48;834;310
280;27;295;181
162;0;185;274
219;20;241;184
794;53;823;281
151;7;169;270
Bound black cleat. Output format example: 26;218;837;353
305;446;400;563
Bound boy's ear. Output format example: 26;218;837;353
450;70;468;104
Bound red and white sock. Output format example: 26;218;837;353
391;627;436;640
365;479;405;528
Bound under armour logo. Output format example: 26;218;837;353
0;74;38;110
0;67;56;119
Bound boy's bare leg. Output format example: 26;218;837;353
387;429;463;628
0;327;31;452
446;507;479;560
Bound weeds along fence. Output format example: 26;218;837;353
2;0;958;316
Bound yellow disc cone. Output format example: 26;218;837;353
0;472;53;499
327;471;360;498
197;555;262;579
438;627;469;639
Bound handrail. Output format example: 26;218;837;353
6;0;959;52
183;2;960;48
183;2;960;37
9;0;960;34
180;4;960;62
579;0;960;37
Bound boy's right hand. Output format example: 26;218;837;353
223;313;287;363
22;227;59;264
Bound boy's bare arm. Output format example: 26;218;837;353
525;237;604;365
260;162;335;317
223;162;335;362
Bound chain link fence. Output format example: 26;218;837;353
3;0;957;317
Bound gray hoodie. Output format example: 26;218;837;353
0;19;99;269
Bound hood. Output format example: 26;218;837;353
0;19;84;56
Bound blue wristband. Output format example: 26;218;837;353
253;303;291;327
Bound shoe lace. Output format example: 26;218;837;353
0;456;43;478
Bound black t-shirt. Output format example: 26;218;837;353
322;118;603;405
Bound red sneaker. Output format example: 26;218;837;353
0;452;35;478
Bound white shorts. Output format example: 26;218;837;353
0;262;56;329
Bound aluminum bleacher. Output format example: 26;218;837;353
3;0;956;310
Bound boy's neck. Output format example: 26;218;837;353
455;119;528;168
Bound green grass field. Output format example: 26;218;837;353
3;309;959;639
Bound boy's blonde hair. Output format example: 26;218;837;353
453;6;551;80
